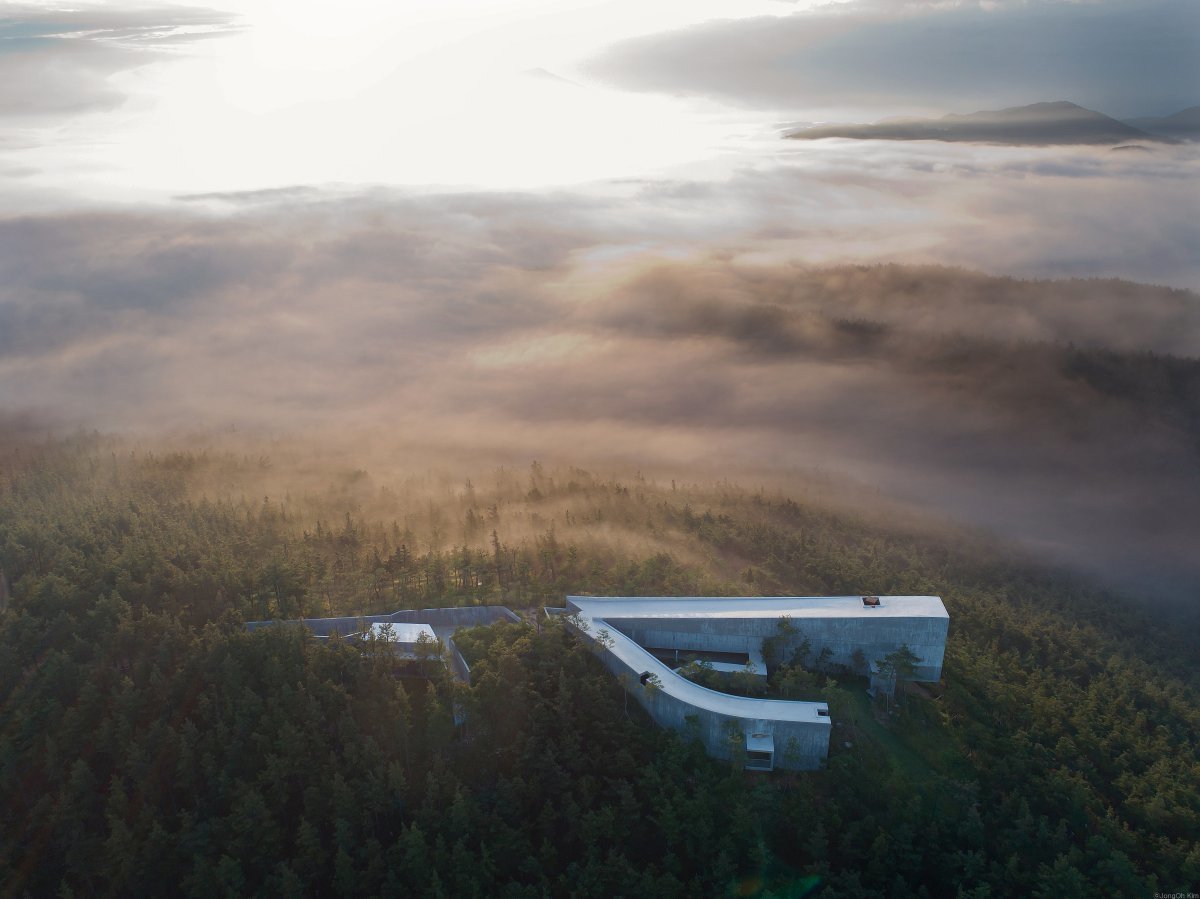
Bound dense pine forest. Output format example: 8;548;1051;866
1;436;1198;897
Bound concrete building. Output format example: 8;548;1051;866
363;622;439;658
561;595;949;771
247;596;948;770
245;606;521;683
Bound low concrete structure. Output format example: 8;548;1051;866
363;622;439;659
564;595;948;771
245;606;521;682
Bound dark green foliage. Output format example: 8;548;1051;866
1;439;1197;897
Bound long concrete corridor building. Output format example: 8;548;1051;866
563;595;949;771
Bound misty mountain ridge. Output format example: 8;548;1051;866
787;101;1184;146
1125;106;1200;141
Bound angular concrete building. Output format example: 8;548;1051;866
563;595;948;771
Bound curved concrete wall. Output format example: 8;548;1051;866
565;617;831;770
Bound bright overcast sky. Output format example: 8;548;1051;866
2;0;808;203
2;0;1196;205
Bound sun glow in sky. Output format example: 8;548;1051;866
5;0;1195;210
11;0;806;202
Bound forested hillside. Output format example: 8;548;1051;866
1;438;1197;897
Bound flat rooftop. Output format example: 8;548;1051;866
365;622;437;643
568;595;948;621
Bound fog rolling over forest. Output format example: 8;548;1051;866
3;204;1199;595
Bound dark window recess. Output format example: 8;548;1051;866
862;596;881;607
639;671;652;685
818;708;830;717
747;751;773;761
648;647;750;667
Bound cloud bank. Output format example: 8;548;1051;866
0;3;240;120
1;0;1196;600
587;0;1200;118
2;172;1199;595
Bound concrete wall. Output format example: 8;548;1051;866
445;637;472;684
388;607;522;629
611;614;947;681
569;620;830;771
244;614;391;638
245;605;521;639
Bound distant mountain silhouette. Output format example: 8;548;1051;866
787;102;1168;146
1124;107;1200;142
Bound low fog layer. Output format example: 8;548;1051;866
2;178;1198;597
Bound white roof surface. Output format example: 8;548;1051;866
365;622;437;643
568;595;947;620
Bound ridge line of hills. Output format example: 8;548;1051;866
785;100;1200;146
